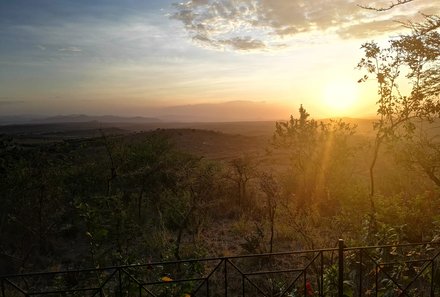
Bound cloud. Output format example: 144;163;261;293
58;46;82;52
337;19;404;39
172;0;438;51
219;36;266;50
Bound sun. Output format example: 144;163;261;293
322;79;359;116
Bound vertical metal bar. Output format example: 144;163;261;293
320;251;324;297
206;278;210;297
359;249;363;297
139;284;142;297
375;265;378;297
1;278;5;297
242;274;245;297
304;270;307;297
224;259;228;297
431;260;435;297
338;239;344;297
119;268;123;297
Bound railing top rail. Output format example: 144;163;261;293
0;248;338;279
344;241;440;251
2;241;439;279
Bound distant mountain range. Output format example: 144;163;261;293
0;101;291;125
34;114;161;124
0;100;376;125
0;114;161;125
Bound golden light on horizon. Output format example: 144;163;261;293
322;79;359;116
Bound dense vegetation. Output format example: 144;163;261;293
1;115;439;276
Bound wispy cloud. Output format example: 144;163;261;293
58;46;82;52
172;0;439;51
337;19;404;39
219;36;266;50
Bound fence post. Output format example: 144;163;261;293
224;259;228;297
1;278;5;297
338;239;344;297
118;268;122;297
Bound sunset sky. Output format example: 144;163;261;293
1;0;439;121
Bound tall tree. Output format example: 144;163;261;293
272;105;356;212
357;16;440;202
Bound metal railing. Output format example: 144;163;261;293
1;240;440;296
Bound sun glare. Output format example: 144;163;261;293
322;79;359;116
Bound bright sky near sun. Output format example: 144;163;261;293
1;0;439;120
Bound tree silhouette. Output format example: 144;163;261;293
272;105;356;212
357;16;440;202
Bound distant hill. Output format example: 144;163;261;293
32;114;161;124
0;115;44;125
0;114;162;125
156;100;289;122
